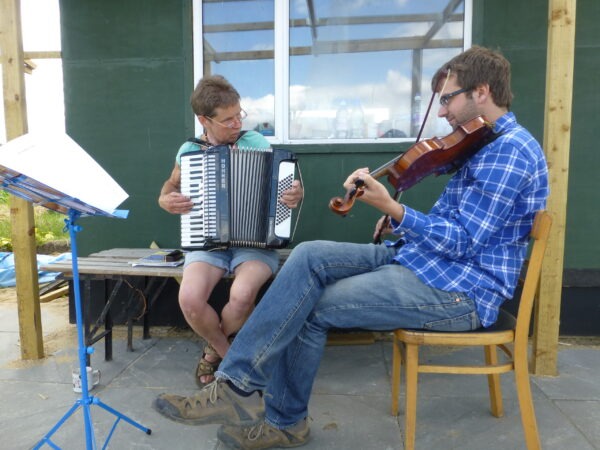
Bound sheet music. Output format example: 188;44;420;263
0;132;128;216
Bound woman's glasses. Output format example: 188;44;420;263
205;109;248;129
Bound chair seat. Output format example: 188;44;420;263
396;309;517;346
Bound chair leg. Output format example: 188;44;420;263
391;333;402;416
484;344;504;417
404;343;419;450
514;355;541;450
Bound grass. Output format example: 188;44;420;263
0;191;70;252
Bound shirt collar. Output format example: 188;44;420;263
492;111;516;134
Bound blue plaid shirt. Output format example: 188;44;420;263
390;112;549;327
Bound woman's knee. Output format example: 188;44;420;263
178;290;208;318
228;284;258;312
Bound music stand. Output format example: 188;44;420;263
0;134;151;449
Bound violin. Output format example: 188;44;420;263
329;115;496;217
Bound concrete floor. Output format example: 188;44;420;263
1;289;599;450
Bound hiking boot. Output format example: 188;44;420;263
152;379;264;426
217;418;310;449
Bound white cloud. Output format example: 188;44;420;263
241;68;453;140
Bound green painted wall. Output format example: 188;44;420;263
473;0;600;268
60;0;195;254
60;0;599;269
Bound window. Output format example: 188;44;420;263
193;0;471;143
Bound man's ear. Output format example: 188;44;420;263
473;83;491;104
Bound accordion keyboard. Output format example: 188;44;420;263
180;151;218;248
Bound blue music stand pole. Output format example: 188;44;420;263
34;209;151;449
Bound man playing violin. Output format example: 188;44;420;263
153;46;549;450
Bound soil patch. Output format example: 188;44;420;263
37;239;70;254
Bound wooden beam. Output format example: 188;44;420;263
532;0;576;376
23;59;35;74
40;285;69;303
327;331;376;346
203;13;464;33
23;50;61;59
422;0;464;43
1;0;44;359
206;37;462;63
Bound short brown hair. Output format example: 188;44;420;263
190;75;240;117
432;46;513;109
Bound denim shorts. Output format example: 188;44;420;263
184;247;280;275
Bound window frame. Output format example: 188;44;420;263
192;0;473;144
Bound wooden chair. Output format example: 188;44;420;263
391;210;551;450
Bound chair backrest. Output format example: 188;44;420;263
513;211;552;348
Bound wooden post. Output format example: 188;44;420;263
532;0;576;376
1;0;44;359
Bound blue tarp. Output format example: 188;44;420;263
0;252;71;287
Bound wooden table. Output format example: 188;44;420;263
40;248;185;363
40;248;295;363
40;248;185;278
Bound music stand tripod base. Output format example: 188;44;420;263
33;210;151;449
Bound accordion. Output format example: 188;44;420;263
180;145;297;250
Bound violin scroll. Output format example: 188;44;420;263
329;179;365;216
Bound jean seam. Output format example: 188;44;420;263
246;272;319;385
246;260;373;388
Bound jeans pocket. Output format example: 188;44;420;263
424;311;479;332
423;293;481;332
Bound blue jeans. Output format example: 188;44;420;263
216;240;480;428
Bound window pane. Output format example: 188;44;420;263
289;0;465;140
202;0;276;137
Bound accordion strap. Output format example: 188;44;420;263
187;137;209;146
187;131;248;149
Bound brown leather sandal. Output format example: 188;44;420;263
195;343;221;388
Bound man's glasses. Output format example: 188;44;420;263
439;87;470;107
205;109;247;129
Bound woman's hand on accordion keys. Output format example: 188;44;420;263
279;180;303;209
159;192;194;215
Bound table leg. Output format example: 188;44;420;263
141;277;169;340
87;278;123;361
